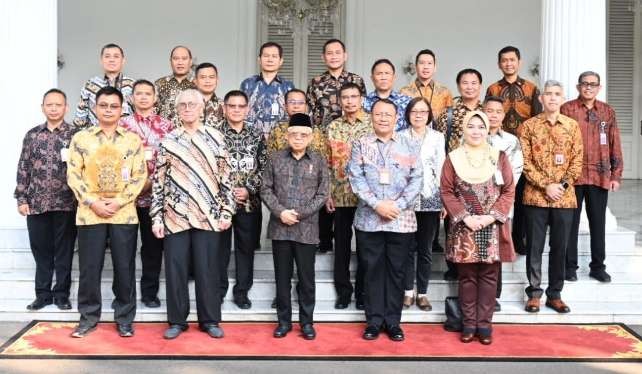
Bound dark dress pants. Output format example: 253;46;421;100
319;207;334;251
333;207;364;302
26;210;77;300
512;175;527;253
137;207;163;300
404;211;439;294
220;210;262;300
566;185;609;273
356;230;413;328
272;240;316;326
164;228;223;327
457;262;500;332
77;224;138;327
524;206;574;299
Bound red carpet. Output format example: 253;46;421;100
1;321;641;361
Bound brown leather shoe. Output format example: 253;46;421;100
416;296;432;311
403;295;414;308
525;297;540;313
460;331;475;343
545;298;571;313
477;334;492;345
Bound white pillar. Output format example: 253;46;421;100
540;0;616;231
0;0;58;236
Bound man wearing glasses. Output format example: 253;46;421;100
348;99;422;342
150;89;235;340
561;71;623;283
261;113;329;340
218;90;267;309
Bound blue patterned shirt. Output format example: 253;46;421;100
240;74;295;139
73;74;134;128
362;90;412;131
347;133;423;233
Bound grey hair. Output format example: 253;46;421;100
174;89;204;109
578;71;600;84
543;79;564;91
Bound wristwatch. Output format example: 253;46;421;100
561;180;570;190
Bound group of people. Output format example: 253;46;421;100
15;39;623;346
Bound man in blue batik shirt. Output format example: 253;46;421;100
363;59;412;131
240;42;295;140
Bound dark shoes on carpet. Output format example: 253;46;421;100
201;324;224;338
164;324;188;339
362;325;380;340
273;324;292;338
71;324;96;338
26;297;52;311
117;324;134;337
301;324;316;340
385;325;404;342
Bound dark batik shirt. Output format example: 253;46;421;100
73;74;135;128
435;97;483;152
203;94;225;129
220;121;268;212
363;90;412;131
154;74;196;127
15;122;78;214
261;149;329;245
306;70;367;128
485;76;542;136
240;74;295;139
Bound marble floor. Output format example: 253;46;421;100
608;180;642;245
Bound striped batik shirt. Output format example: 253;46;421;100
150;125;235;234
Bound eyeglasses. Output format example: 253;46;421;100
410;110;429;116
177;102;199;111
373;112;394;119
286;100;306;105
579;82;600;88
340;94;361;100
97;103;121;110
287;132;310;139
225;104;248;110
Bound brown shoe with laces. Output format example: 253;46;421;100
403;295;414;308
416;296;432;311
525;297;541;313
545;298;571;313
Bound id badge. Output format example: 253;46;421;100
144;147;154;161
60;148;69;162
600;122;608;145
244;157;255;170
554;153;564;165
380;169;391;185
271;102;280;116
494;169;504;185
121;166;130;182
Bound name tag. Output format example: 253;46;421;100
554;154;564;165
60;148;69;162
243;156;255;170
600;122;608;145
121;166;130;182
144;147;154;161
380;169;391;185
271;102;280;116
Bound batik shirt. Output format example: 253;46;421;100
435;97;483;152
561;98;623;189
347;133;423;233
326;112;373;207
306;70;367;128
485;76;542;136
400;79;454;118
261;149;329;245
220;121;268;213
119;113;174;207
240;74;295;139
154;74;196;127
67;126;147;225
14;122;78;214
398;127;445;212
520;113;583;209
202;94;225;129
266;121;329;159
150;126;235;234
363;90;412;131
73;74;134;128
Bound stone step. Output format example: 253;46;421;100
3;247;641;274
2;269;642;303
0;299;640;324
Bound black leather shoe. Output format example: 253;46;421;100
363;325;380;340
233;296;252;309
334;297;350;309
117;323;134;337
355;299;365;310
53;297;72;310
301;324;316;340
271;297;277;309
164;324;188;339
494;300;501;312
273;324;292;338
142;297;161;308
589;270;612;283
565;272;578;282
201;324;224;338
26;297;52;311
385;325;404;342
71;324;96;338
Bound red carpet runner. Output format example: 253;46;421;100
1;321;641;361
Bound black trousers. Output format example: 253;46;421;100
319;208;334;251
272;240;316;326
444;217;458;276
137;207;163;300
255;209;263;249
220;210;262;299
567;185;609;273
333;207;364;302
77;224;138;326
356;230;413;328
164;229;223;327
404;211;440;294
26;211;77;300
512;176;527;252
524;206;574;299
